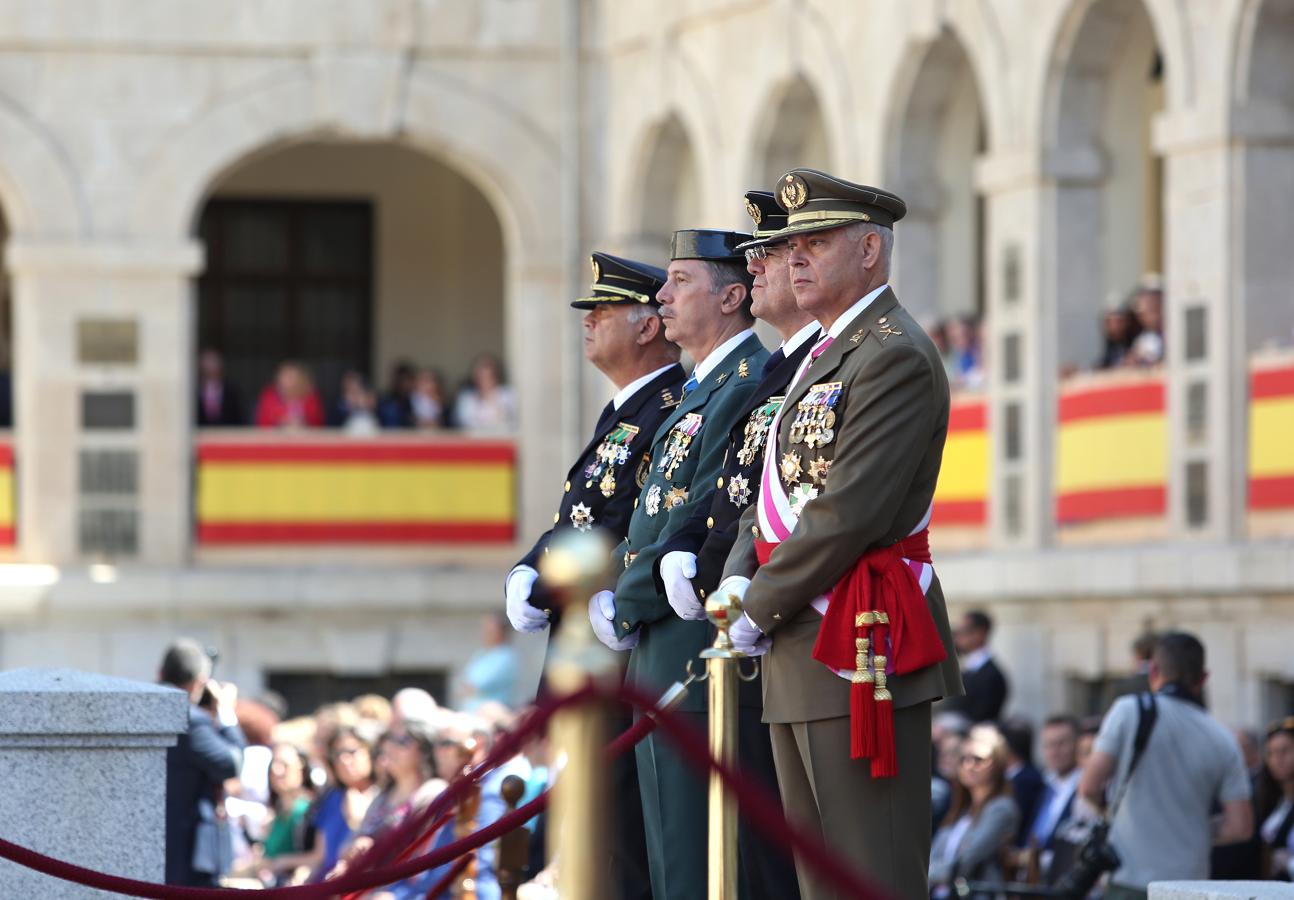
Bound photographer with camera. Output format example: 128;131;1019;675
1077;631;1253;900
160;638;247;887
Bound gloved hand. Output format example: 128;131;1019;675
660;551;706;621
728;612;770;657
588;591;639;651
505;566;549;633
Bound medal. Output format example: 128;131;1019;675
727;472;752;507
591;422;640;498
789;484;819;516
780;451;802;484
599;470;616;498
808;456;832;484
663;486;689;510
570;503;594;533
645;484;663;517
737;397;783;466
658;413;704;480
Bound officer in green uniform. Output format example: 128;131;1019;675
588;229;770;900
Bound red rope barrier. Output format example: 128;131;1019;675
421;853;473;900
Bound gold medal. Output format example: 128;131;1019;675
663;486;689;510
780;451;802;484
570;503;594;533
599;470;616;498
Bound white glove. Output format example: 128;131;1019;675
505;566;549;633
717;575;750;604
588;591;639;651
728;612;769;657
661;551;706;621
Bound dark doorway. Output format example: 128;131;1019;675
266;669;448;719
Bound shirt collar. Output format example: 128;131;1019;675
961;647;992;672
1047;767;1082;794
691;328;755;386
824;283;891;340
613;363;676;411
782;320;821;356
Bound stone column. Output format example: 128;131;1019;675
0;668;189;898
5;239;203;565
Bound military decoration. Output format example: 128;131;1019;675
788;484;819;517
586;422;640;498
745;197;762;225
780;173;809;211
645;484;663;517
780;451;803;485
636;453;651;488
789;382;843;450
569;503;594;533
737;396;784;466
738;358;750;379
590;255;601;284
727;472;752;507
808;456;832;484
663;486;689;511
658;413;704;480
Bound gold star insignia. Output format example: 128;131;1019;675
780;451;802;484
570;503;594;533
808;456;832;484
663;486;689;510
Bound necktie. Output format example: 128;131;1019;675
593;400;616;437
682;374;699;397
811;334;834;359
761;348;785;377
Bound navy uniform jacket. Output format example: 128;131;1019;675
514;363;686;625
650;340;812;707
611;332;769;711
165;704;246;885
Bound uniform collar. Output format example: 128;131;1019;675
691;328;755;385
824;283;891;340
782;320;821;356
614;363;677;410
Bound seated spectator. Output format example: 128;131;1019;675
1096;305;1140;370
255;742;317;885
331;370;379;435
929;725;1020;897
411;368;450;429
944;316;985;390
1001;716;1045;847
1025;715;1083;877
197;348;244;426
378;360;417;428
454;353;517;432
391;687;440;727
311;726;378;878
254;361;324;429
352;719;444;842
458;613;519;712
1128;275;1164;367
1258;716;1294;881
352;693;393;730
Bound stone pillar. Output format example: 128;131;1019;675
5;239;203;565
0;668;189;898
1149;882;1294;899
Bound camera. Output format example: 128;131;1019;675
1052;820;1121;898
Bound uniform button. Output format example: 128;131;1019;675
543;608;552;615
634;498;639;509
698;588;707;599
564;481;571;492
554;513;561;524
878;316;888;325
751;525;758;536
716;477;724;489
621;621;630;630
773;613;782;620
706;517;714;528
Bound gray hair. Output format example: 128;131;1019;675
849;222;894;268
624;303;660;324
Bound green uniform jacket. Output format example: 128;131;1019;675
723;289;964;723
614;331;769;711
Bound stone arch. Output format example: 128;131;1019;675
623;112;702;263
748;75;834;189
1232;0;1294;352
1042;0;1168;371
0;95;86;239
882;28;988;326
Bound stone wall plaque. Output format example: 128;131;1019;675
77;318;138;365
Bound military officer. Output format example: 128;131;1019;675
720;169;964;900
650;191;815;900
505;250;684;900
588;229;769;900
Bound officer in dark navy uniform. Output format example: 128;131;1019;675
650;192;816;900
505;250;684;900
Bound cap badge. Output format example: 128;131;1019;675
780;174;808;211
590;256;601;283
744;198;762;225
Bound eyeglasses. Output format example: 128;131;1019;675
743;242;787;263
333;746;365;760
386;733;416;748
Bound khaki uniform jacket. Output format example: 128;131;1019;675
723;289;963;724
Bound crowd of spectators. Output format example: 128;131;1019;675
161;614;550;898
929;315;986;392
1095;275;1165;371
927;614;1293;898
197;351;517;434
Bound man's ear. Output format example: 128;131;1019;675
638;312;663;345
719;284;747;315
860;230;882;270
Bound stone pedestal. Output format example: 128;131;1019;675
1150;882;1294;900
0;668;189;898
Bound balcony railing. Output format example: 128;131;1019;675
194;431;516;546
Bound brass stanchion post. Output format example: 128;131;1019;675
540;531;616;900
701;592;746;900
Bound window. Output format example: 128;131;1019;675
197;198;374;419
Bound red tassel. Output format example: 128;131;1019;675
870;655;898;778
850;679;876;759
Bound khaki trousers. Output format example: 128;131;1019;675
769;702;933;900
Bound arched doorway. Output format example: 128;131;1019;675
885;29;987;343
634;115;701;263
1046;0;1165;373
752;76;832;189
194;141;506;425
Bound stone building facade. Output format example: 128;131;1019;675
0;0;1290;725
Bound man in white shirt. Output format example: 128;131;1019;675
1025;714;1082;875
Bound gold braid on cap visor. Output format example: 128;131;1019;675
575;283;653;304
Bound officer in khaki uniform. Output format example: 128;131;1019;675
588;229;769;900
720;169;964;900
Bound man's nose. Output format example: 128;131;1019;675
786;247;807;268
